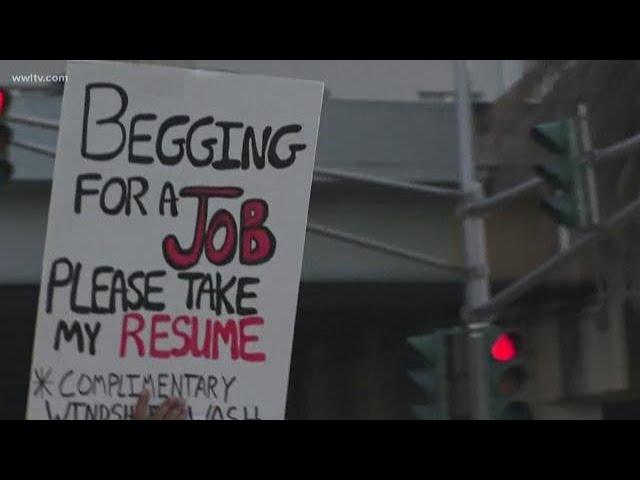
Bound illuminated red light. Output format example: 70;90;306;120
491;333;518;362
0;89;6;116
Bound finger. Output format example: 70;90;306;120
133;389;150;420
165;399;187;420
152;397;179;420
179;407;188;420
176;399;188;420
165;405;184;420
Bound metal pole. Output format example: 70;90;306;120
578;103;600;225
557;226;571;251
10;140;56;157
5;114;60;130
594;130;640;162
455;60;492;420
306;222;470;275
314;166;463;198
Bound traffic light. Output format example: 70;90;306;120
531;118;588;227
486;326;532;420
0;87;12;185
407;330;449;419
0;88;7;116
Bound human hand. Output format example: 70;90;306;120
133;389;187;420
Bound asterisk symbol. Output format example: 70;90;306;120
32;367;54;398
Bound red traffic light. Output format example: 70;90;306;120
491;333;519;362
0;88;6;116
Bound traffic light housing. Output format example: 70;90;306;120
407;330;449;419
0;126;12;184
531;118;588;227
0;88;7;116
0;87;12;185
486;326;532;420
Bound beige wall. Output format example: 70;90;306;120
485;197;590;282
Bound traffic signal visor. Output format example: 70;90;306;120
533;162;573;192
407;334;441;363
530;120;573;155
539;194;579;227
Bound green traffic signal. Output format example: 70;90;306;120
1;90;12;187
531;118;588;227
0;124;12;186
407;331;449;420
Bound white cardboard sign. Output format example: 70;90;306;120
26;60;324;420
